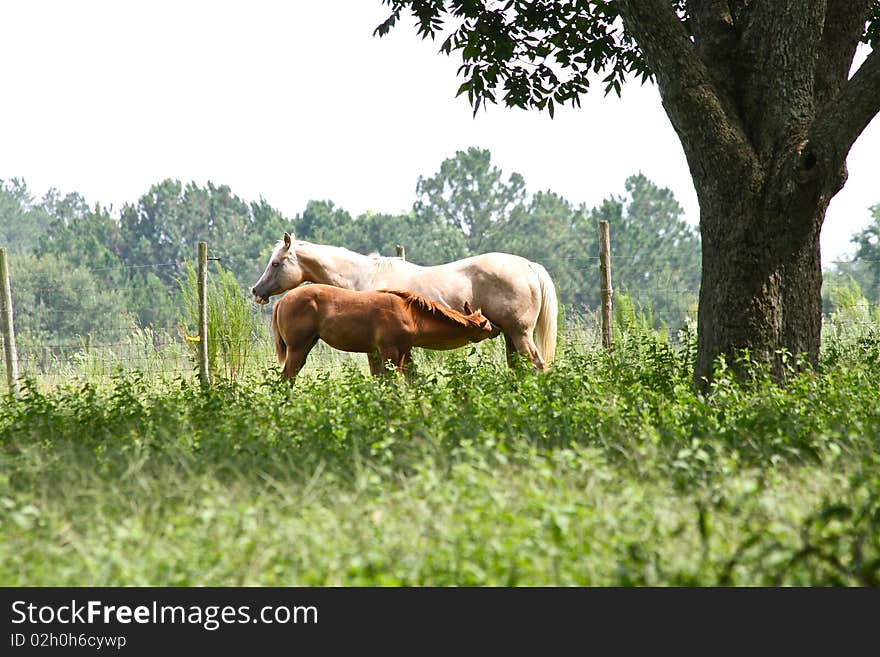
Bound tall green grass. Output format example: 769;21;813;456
180;262;264;382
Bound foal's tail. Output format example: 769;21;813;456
530;261;558;366
271;302;286;364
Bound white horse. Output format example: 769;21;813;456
251;232;558;371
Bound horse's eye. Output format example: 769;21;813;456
271;262;279;268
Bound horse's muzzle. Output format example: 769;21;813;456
252;291;270;305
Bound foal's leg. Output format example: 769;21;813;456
368;352;384;376
376;347;404;378
400;350;417;382
368;348;398;377
401;350;417;381
283;337;318;383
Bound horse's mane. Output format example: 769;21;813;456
378;289;484;329
291;240;407;270
369;253;407;272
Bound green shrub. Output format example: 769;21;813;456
2;316;879;586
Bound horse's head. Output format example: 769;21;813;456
251;232;305;304
462;301;498;341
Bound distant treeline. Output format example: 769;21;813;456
2;147;878;350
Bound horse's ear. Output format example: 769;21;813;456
283;232;292;248
463;301;473;314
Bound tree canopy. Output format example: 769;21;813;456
414;147;526;253
0;179;53;254
376;1;879;116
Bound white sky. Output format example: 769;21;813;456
1;1;877;268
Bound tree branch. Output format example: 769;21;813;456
815;0;875;107
727;0;754;24
738;0;826;157
617;0;760;195
687;0;739;98
688;1;735;47
810;45;880;174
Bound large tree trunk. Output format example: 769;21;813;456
618;0;880;384
695;186;827;382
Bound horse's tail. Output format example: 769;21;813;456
530;261;558;366
271;301;286;364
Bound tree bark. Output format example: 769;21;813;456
618;0;880;384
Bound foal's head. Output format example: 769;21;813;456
379;290;496;343
461;301;497;342
251;232;305;304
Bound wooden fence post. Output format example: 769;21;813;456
197;241;210;387
0;247;20;397
598;220;613;353
396;244;406;261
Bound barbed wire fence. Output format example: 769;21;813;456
0;241;397;393
1;231;879;395
1;258;194;393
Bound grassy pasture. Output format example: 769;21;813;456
2;313;879;587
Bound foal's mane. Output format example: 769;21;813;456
379;290;483;329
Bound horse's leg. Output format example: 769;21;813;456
506;331;547;372
503;332;519;369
